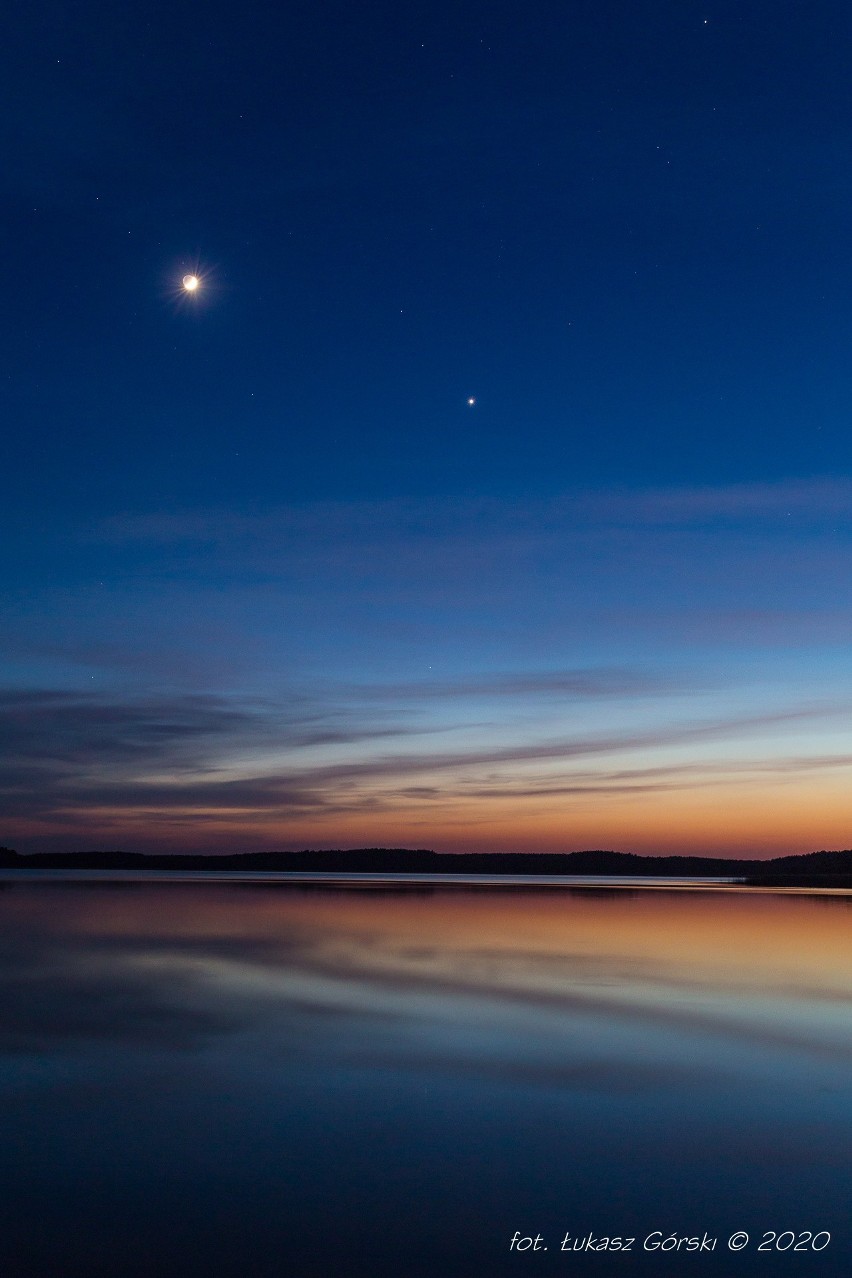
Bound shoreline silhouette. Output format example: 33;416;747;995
1;844;850;887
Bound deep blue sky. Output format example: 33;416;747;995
3;0;852;854
5;0;852;510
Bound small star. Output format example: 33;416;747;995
467;396;476;406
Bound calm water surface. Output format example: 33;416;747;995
0;877;849;1277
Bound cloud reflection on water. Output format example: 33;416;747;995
0;881;850;1278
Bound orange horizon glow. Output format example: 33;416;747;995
5;767;851;858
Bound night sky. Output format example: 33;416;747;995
3;0;852;855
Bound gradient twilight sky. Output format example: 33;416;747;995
2;0;852;855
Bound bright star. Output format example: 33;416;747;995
467;396;476;406
182;274;200;292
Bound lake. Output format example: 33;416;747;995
0;875;849;1277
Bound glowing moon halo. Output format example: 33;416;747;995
182;274;200;292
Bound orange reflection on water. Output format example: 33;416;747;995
5;881;849;1008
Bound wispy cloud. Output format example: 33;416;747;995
2;687;849;833
336;667;682;703
91;476;852;548
5;479;852;850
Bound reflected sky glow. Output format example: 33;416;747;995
0;881;849;1277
